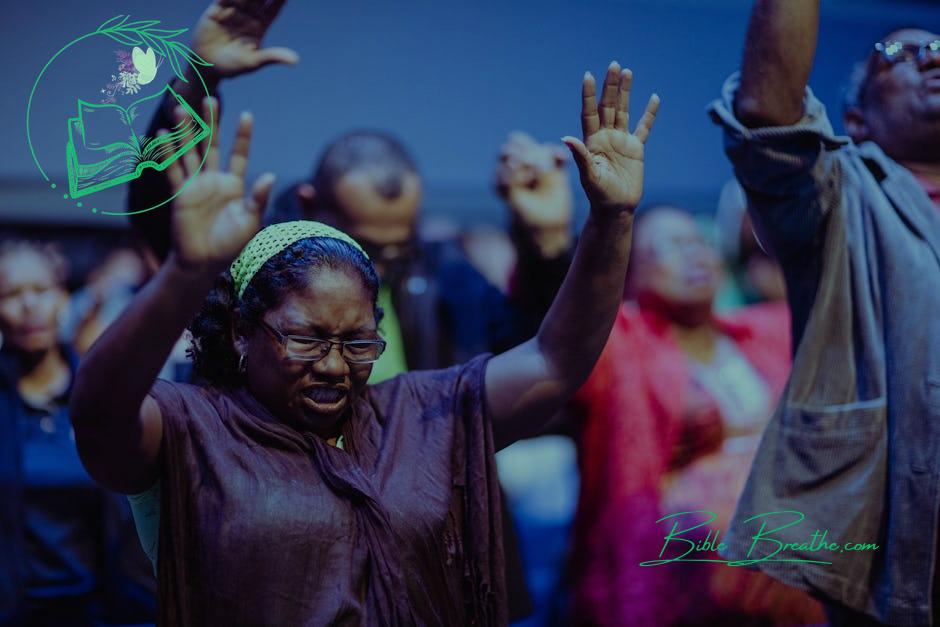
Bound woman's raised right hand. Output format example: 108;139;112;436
162;96;275;275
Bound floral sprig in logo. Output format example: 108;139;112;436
101;49;146;101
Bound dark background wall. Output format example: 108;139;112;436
2;0;938;234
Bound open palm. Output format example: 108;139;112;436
192;0;298;79
563;62;660;215
164;98;275;273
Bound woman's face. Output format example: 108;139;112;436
0;250;67;355
633;209;723;309
240;266;376;438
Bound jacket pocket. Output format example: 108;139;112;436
776;401;886;490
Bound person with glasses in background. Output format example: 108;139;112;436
68;57;661;623
708;1;940;624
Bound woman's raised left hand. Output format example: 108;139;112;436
562;61;659;216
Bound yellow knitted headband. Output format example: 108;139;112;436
230;221;369;299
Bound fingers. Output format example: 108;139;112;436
228;112;254;179
599;61;621;128
502;131;537;155
161;130;186;192
251;0;289;24
175;106;203;176
203;97;221;171
246;172;277;218
219;0;286;22
499;132;538;164
615;68;633;131
500;132;556;170
496;132;566;195
254;46;300;68
561;136;592;178
633;93;661;144
580;72;599;139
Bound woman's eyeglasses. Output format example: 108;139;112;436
258;319;387;364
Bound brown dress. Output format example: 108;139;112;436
146;354;506;626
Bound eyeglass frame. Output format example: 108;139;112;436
873;39;940;66
256;319;387;364
853;38;939;109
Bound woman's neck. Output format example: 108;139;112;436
17;347;70;406
671;320;721;364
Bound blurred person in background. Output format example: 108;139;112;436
458;224;517;294
62;247;149;355
708;1;939;623
288;128;572;380
62;246;191;382
490;132;581;627
567;206;824;626
713;178;786;309
0;241;154;626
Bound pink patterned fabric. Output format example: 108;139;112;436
569;301;823;625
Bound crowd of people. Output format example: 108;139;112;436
1;0;938;625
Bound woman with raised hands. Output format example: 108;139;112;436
69;62;659;625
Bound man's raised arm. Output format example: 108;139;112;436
736;0;819;127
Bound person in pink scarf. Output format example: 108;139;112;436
568;206;824;626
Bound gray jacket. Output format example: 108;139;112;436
709;73;940;625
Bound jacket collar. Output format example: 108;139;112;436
858;141;940;266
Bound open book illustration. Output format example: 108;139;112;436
66;84;209;198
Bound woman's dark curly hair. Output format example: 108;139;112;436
188;237;383;387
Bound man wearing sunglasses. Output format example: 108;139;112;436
708;1;940;625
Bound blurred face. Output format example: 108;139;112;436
239;266;376;438
0;251;66;354
851;29;940;158
632;210;722;311
333;166;422;247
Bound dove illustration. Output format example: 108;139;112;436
132;47;158;85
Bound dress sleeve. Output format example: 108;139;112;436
392;354;507;624
146;379;188;424
707;72;851;262
396;354;497;489
144;379;216;475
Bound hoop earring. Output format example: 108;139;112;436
238;353;247;373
